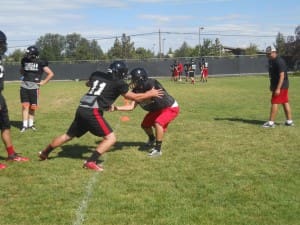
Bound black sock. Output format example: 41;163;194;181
155;141;162;151
148;134;155;142
43;145;54;155
87;151;101;162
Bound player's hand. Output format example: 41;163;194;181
108;105;117;112
274;88;280;96
149;87;164;98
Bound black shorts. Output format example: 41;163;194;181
20;87;39;106
67;107;113;138
0;93;11;130
189;71;195;77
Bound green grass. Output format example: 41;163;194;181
0;76;299;225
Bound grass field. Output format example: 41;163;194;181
0;75;299;225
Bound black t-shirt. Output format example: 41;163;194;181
21;57;48;83
80;71;129;111
268;56;289;90
133;78;175;112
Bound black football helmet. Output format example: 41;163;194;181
25;46;39;59
130;67;148;89
107;60;128;79
0;30;7;56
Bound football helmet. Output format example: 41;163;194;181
25;46;39;59
107;60;128;79
130;67;148;89
0;30;7;56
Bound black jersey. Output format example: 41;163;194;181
79;71;129;111
133;79;175;112
21;57;48;83
268;56;289;91
0;59;4;91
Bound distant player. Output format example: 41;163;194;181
20;46;54;132
112;67;179;157
188;59;196;84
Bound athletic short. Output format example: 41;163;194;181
188;71;195;77
141;105;179;132
67;107;113;138
20;87;39;108
203;68;208;77
0;93;11;130
271;88;289;104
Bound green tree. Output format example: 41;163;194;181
134;47;154;59
275;32;286;55
35;33;65;61
7;49;24;62
174;42;193;57
245;43;259;55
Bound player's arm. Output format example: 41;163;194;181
111;101;137;112
123;87;163;102
39;66;54;86
274;71;285;96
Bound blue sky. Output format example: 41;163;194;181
1;0;299;54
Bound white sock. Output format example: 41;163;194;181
268;121;274;125
23;120;28;127
286;120;293;124
29;119;34;127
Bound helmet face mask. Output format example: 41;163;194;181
25;46;39;60
108;61;128;80
0;30;7;56
129;68;148;89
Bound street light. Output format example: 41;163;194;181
198;27;204;56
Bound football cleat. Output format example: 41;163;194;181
148;148;162;157
0;163;7;170
38;151;48;160
6;154;29;162
29;125;37;131
284;121;294;126
83;161;104;172
20;127;27;133
262;121;275;128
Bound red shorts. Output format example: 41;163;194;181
141;106;179;132
203;68;208;77
271;89;289;104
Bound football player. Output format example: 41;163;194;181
112;67;179;157
38;61;163;171
0;30;29;169
20;45;54;132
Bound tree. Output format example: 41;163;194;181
7;49;24;62
35;33;65;61
173;42;193;57
107;38;122;59
134;47;154;59
295;25;300;40
275;32;286;55
245;43;259;55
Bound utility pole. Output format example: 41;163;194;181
159;29;162;58
198;27;204;56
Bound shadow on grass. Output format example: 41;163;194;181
9;120;23;129
110;141;151;152
214;117;265;125
55;144;94;160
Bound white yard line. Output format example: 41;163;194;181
72;172;100;225
72;116;123;225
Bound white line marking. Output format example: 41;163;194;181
72;172;99;225
72;117;122;225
